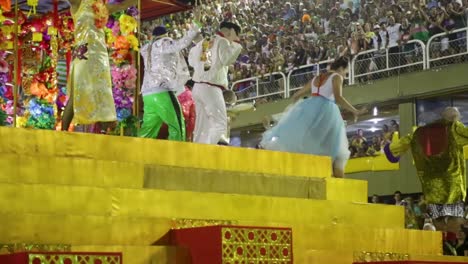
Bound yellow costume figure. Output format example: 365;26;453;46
384;107;468;219
62;0;116;130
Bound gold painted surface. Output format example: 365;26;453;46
28;253;121;264
346;154;400;173
71;246;187;264
144;165;368;202
292;224;442;257
0;212;440;256
0;127;331;178
324;178;368;203
0;154;144;188
221;227;292;263
0;183;402;229
410;254;468;262
302;250;468;264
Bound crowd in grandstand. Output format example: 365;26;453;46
142;0;468;84
372;191;468;256
348;119;399;158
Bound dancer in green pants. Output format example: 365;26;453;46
138;14;202;141
139;91;185;140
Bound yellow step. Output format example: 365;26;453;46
0;154;144;188
0;212;440;260
302;250;468;264
71;245;188;264
144;165;368;202
0;127;331;178
0;153;367;203
0;183;400;229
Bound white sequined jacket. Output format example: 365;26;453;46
141;23;201;95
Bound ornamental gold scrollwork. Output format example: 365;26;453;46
221;227;293;263
28;254;121;264
353;251;410;262
171;218;239;229
0;244;71;254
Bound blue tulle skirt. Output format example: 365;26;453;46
260;96;350;169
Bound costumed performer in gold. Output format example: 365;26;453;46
384;107;468;228
61;0;134;131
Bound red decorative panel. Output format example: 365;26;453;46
0;252;122;264
171;225;293;264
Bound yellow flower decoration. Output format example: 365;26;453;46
126;34;139;51
119;14;137;36
0;9;5;24
104;28;116;47
16;116;28;128
27;0;39;16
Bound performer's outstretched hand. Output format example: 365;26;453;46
193;0;203;23
353;106;367;123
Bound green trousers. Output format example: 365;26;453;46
138;91;186;141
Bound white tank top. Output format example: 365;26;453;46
311;73;340;101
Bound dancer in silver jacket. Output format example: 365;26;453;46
139;17;202;141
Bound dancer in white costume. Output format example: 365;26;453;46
189;22;243;145
260;57;366;178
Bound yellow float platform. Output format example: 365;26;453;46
0;127;465;263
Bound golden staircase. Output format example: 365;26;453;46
0;127;466;263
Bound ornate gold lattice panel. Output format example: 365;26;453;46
221;227;293;264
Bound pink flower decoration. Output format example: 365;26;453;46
0;59;9;73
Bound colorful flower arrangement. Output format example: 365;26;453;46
0;51;14;125
106;5;139;135
0;2;139;134
0;5;74;129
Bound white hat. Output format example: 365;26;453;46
455;0;462;5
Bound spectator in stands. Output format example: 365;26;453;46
402;198;420;229
283;2;298;21
371;136;382;152
351;129;367;149
390;119;400;133
394;190;404;205
455;230;468;256
381;124;393;145
423;217;437;231
371;194;380;203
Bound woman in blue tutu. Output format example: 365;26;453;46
260;56;366;178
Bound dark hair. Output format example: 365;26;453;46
220;21;242;36
152;26;167;37
330;56;349;70
394;191;402;195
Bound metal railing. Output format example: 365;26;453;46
229;27;468;103
230;71;287;103
426;27;468;69
351;39;426;84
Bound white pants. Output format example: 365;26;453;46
192;83;227;144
